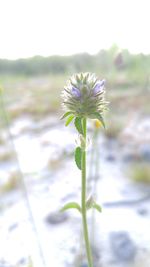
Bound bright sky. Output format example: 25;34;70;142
0;0;150;59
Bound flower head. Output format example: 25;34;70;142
61;72;108;119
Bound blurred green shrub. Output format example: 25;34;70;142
130;163;150;183
0;171;21;193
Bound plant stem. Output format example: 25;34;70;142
81;118;93;267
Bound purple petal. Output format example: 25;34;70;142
93;79;106;95
71;86;81;98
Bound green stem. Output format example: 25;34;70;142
81;118;93;267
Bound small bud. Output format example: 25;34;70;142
72;86;81;98
93;79;105;96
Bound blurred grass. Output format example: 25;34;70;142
0;171;21;193
129;163;150;183
0;74;67;124
0;149;14;162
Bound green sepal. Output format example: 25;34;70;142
74;117;83;134
60;111;73;120
80;73;83;80
90;112;105;129
76;75;81;83
65;114;74;126
60;202;81;213
75;146;82;170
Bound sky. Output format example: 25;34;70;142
0;0;150;59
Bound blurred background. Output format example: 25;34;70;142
0;0;150;266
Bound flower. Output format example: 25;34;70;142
93;79;105;95
95;119;102;129
61;72;108;119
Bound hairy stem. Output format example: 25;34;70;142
81;118;93;267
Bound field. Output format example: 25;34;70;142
0;48;150;267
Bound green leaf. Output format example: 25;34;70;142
75;146;82;170
86;197;102;213
65;114;74;126
74;117;83;134
60;111;72;120
92;203;102;212
86;196;94;210
90;112;105;129
60;202;81;213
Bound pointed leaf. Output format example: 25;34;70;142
86;197;102;213
74;117;83;134
90;112;105;129
86;196;94;210
60;111;72;120
75;146;82;170
60;202;81;213
65;114;74;126
92;203;102;212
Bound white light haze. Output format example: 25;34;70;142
0;0;150;59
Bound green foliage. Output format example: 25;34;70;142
65;114;74;126
130;163;150;183
60;111;73;120
0;46;149;88
74;117;83;134
86;197;102;212
60;202;81;213
92;203;102;212
0;172;21;193
75;146;82;170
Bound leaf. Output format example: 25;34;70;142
74;117;83;134
60;111;72;120
86;197;102;213
75;146;82;170
65;114;74;126
86;196;94;210
92;203;102;212
90;112;105;129
60;202;81;213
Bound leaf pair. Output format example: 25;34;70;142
61;112;84;132
60;199;102;214
61;111;105;129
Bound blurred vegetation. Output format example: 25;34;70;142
0;45;150;86
0;171;21;193
105;116;125;139
130;163;150;183
0;44;150;127
0;149;14;162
